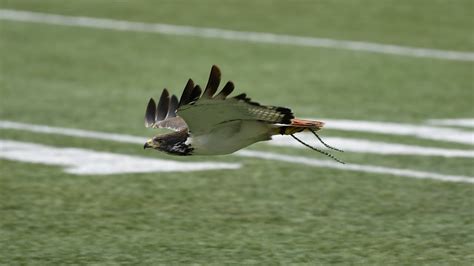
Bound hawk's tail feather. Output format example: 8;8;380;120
291;118;325;129
276;118;324;135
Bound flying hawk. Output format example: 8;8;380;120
143;65;343;163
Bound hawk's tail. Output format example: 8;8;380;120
275;118;345;164
276;118;324;135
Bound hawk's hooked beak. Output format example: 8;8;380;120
143;139;157;149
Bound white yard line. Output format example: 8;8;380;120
1;9;473;62
271;134;474;158
321;119;474;145
0;120;472;183
426;118;474;128
0;120;145;144
236;150;474;184
3;120;472;157
0;139;240;175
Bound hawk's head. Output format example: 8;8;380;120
143;130;193;156
143;136;162;150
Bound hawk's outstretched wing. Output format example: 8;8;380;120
144;89;187;131
176;65;294;135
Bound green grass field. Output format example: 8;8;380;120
1;0;473;264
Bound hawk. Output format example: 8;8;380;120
143;65;343;163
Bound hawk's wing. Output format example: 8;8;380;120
176;65;294;135
144;89;188;131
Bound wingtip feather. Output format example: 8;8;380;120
178;79;195;107
145;98;157;127
215;81;234;99
156;89;170;121
203;65;221;98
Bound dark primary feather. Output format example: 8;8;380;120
189;85;202;103
214;81;235;99
144;91;186;130
145;98;157;127
156;89;170;121
202;65;221;98
178;79;195;107
167;95;179;118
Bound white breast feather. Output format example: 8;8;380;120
190;120;272;155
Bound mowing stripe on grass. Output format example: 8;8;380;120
1;120;472;183
0;9;473;61
0;139;241;175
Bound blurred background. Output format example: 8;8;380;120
1;0;473;264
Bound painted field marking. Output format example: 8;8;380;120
321;119;474;145
0;139;240;175
426;118;474;128
0;120;145;144
271;134;474;158
236;150;474;184
2;120;472;158
0;9;473;61
1;120;472;183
